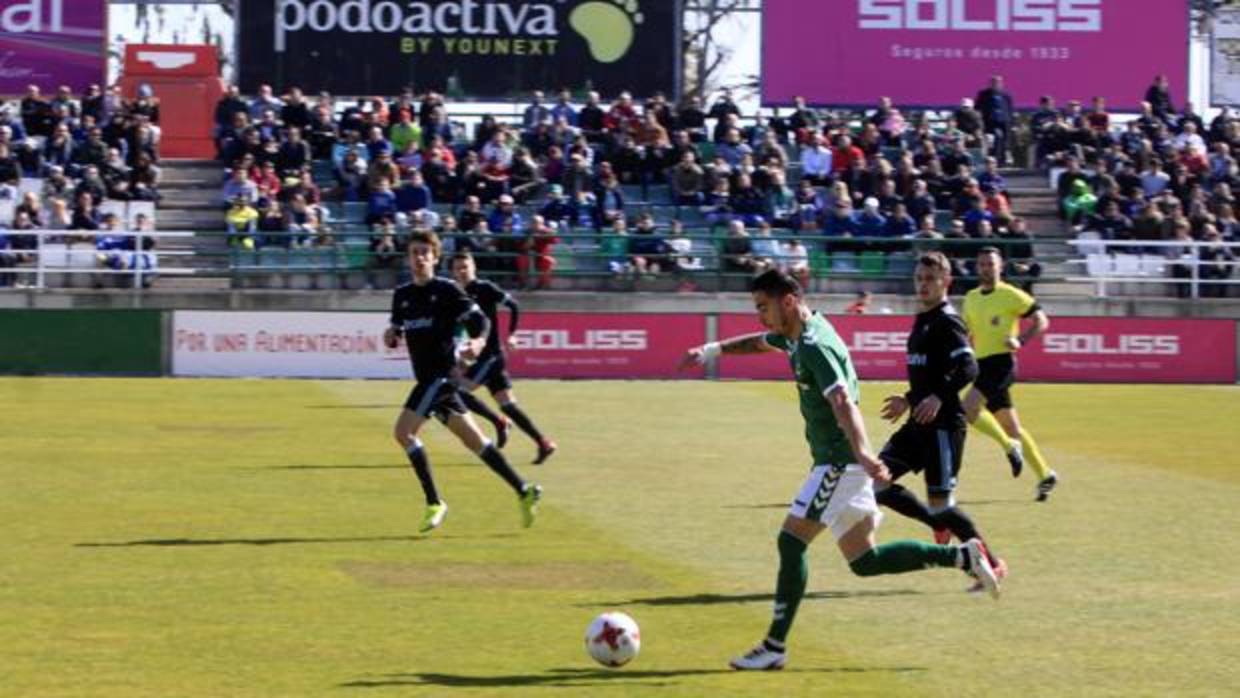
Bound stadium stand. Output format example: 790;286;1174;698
200;82;1065;294
0;84;164;288
1031;77;1239;298
14;74;1233;298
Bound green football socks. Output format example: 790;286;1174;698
848;540;959;576
766;531;809;644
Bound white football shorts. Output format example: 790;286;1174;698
788;464;883;541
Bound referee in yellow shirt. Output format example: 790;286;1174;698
962;247;1059;501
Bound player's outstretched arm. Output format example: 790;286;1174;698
679;333;775;370
826;387;890;483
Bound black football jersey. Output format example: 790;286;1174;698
463;279;515;358
904;301;978;429
389;278;481;382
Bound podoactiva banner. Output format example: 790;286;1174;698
718;315;1237;384
239;0;680;97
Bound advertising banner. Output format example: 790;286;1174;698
1212;7;1240;107
0;0;106;95
173;311;406;378
762;0;1188;109
239;0;680;97
507;312;704;379
719;315;1236;384
1011;317;1236;384
172;311;704;380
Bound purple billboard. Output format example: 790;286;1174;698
762;0;1188;109
0;0;106;95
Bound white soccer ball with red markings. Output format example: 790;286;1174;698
585;612;641;667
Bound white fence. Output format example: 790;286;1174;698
1;230;197;290
1068;238;1240;299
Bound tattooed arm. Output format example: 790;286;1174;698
678;333;777;370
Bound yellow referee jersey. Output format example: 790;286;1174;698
963;282;1038;359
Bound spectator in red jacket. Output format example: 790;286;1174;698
518;214;559;289
831;134;865;175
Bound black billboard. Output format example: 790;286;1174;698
239;0;681;97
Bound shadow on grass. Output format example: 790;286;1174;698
341;665;926;688
306;404;392;409
720;502;790;510
258;464;406;471
958;499;1026;507
76;533;516;548
577;589;923;608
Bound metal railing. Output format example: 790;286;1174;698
211;229;1062;291
1067;238;1240;299
0;230;197;290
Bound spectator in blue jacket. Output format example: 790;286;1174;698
855;197;887;237
539;184;574;228
396;170;432;213
884;201;918;238
730;174;770;226
976;75;1015;165
365;178;399;225
822;199;859;238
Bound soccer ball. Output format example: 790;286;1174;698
584;612;641;667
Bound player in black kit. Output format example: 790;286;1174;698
384;231;542;534
875;252;1004;596
450;251;557;464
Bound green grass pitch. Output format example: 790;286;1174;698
3;377;1238;697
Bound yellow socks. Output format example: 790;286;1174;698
1018;428;1051;481
972;409;1014;452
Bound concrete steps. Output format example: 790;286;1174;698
150;276;231;291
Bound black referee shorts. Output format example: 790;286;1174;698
404;377;468;424
879;423;966;496
974;354;1017;412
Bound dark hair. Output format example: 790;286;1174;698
977;246;1002;258
917;251;952;274
450;250;474;264
406;230;442;257
750;268;803;298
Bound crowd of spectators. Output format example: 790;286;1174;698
1034;74;1237;296
0;83;162;287
212;79;1039;289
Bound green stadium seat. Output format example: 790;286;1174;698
551;243;576;273
830;252;859;273
342;241;370;270
887;254;916;276
860;251;887;276
809;249;831;279
258;248;288;268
